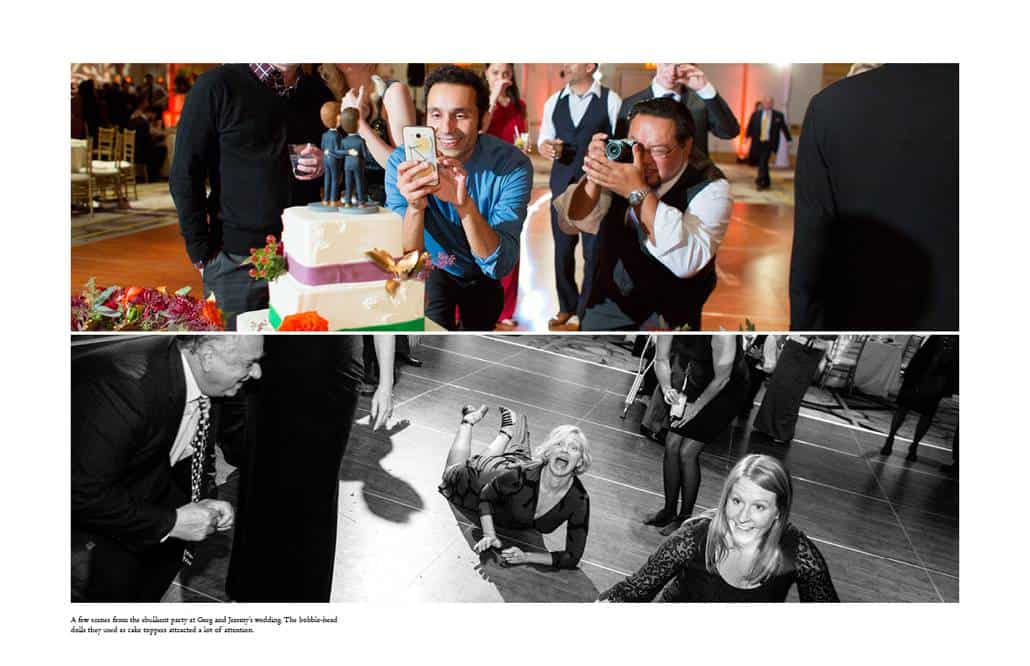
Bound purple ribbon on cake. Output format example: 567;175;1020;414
286;252;398;286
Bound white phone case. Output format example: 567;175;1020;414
402;126;439;185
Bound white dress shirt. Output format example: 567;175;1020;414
649;78;717;102
169;351;208;467
537;79;623;149
552;164;733;279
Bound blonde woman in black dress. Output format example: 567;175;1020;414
439;405;591;569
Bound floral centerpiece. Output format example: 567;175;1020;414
71;278;223;331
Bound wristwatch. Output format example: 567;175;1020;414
627;188;651;207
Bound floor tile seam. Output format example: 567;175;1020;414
779;400;951;452
416;343;630;394
478;336;642;376
392;359;502;410
852;433;945;602
168;581;225;603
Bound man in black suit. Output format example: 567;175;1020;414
746;96;792;190
616;64;739;160
71;335;263;602
790;64;958;331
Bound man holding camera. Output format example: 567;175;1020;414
386;65;532;331
553;98;732;331
617;64;739;160
538;64;622;331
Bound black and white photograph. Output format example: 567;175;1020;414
71;334;958;603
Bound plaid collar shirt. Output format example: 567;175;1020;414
249;63;299;98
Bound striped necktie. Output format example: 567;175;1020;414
183;396;211;567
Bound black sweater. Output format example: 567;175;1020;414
170;64;290;264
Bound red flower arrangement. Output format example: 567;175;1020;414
71;278;224;331
243;234;288;282
277;311;329;331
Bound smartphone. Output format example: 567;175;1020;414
402;126;439;186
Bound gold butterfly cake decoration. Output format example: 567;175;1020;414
366;248;431;296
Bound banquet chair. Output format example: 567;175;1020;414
71;138;94;217
91;128;125;204
118;129;138;200
94;127;117;161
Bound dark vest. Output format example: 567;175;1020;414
584;161;724;329
549;87;613;195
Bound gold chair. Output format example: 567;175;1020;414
118;129;137;200
71;138;94;217
94;127;117;161
91;127;124;204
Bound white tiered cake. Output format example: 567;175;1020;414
267;206;426;331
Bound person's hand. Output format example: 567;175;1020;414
662;386;681;406
341;84;370;119
169;502;219;542
586;133;609;162
671;401;701;429
539;139;563;160
295;144;324;180
435;157;468;207
473;534;502;553
583;142;649;199
500;546;528;566
677;64;708;92
370;384;393;431
198;499;235;531
489;77;511;107
395;160;439;212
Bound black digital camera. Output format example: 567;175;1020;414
604;138;637;163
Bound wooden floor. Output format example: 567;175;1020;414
170;335;958;603
69;177;793;331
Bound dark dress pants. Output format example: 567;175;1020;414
753;339;824;442
425;268;504;331
551;205;597;314
202;250;269;331
227;336;362;602
755;141;774;187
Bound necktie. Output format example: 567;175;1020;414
663;92;679;102
760;111;770;142
183;396;211;566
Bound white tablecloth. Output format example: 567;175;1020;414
854;341;904;397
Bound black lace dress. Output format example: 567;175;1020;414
600;517;838;602
439;452;590;569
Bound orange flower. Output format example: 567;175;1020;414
122;286;144;307
200;293;224;329
278;311;329;331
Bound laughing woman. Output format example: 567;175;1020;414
439;405;591;569
601;454;838;602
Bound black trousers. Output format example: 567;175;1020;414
203;250;269;331
753;339;824;442
551;205;597;314
72;530;185;602
755;141;774;186
425;268;503;331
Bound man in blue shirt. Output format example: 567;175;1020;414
386;65;532;330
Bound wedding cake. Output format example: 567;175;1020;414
267;206;426;331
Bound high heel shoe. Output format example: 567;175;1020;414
461;404;488;426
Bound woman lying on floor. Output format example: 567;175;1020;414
439;405;590;569
601;454;838;602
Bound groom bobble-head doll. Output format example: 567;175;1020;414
339;107;369;208
320;101;345;205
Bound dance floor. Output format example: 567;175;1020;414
169;335;958;603
69;162;794;331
